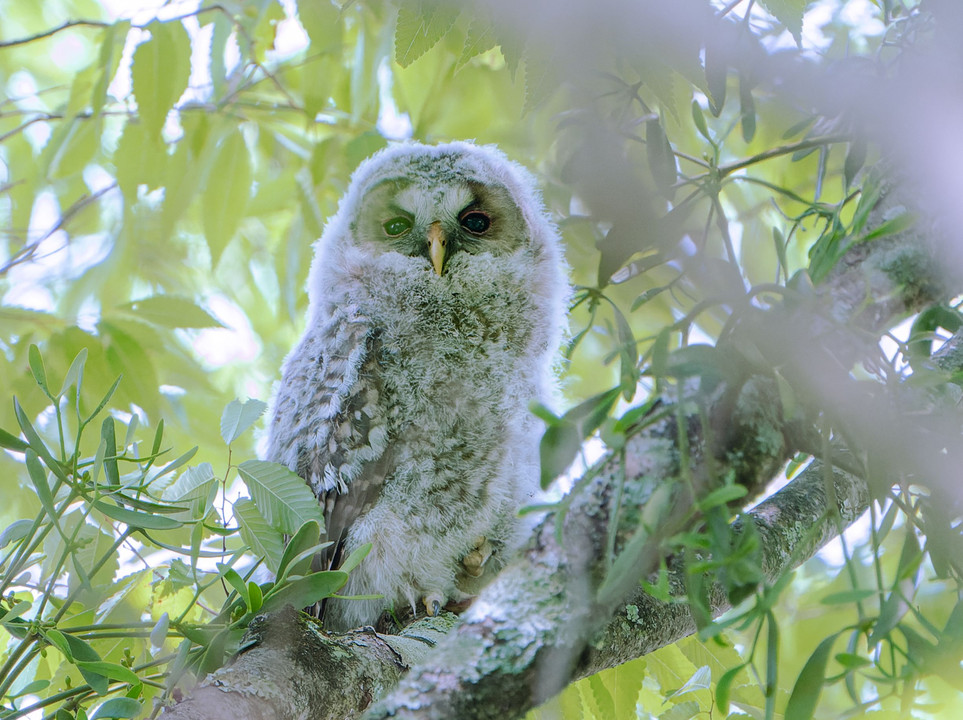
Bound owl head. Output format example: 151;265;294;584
307;141;567;317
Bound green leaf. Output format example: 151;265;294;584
691;100;710;141
28;344;49;394
704;41;727;116
698;485;748;511
277;519;323;579
219;564;251;607
0;519;33;549
76;661;141;685
92;500;184;530
821;589;876;605
260;570;349;614
131;20;192;138
203;129;253;264
299;0;342;53
26;450;59;526
48;629;101;662
59;348;88;398
739;73;756;143
338;541;371;574
248;581;263;612
221;398;268;444
234;497;286;572
162;463;217;520
237;460;325;534
860;211;915;243
539;421;581;489
0;427;29;453
715;663;744;715
120;295;223;329
645;118;678;193
785;633;838;720
659;700;699;720
395;0;461;67
150;613;170;647
758;0;805;45
101;417;119;486
90;697;142;720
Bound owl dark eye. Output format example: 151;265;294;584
383;216;413;237
460;211;491;235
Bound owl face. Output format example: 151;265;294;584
353;177;527;276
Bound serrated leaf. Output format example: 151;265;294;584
120;295;223;329
659;700;699;720
90;697;142;720
785;633;838;720
132;20;191;138
395;0;460;67
758;0;806;45
237;459;325;534
457;12;497;68
299;0;341;53
221;398;268;444
203;130;252;264
234;497;285;572
260;570;349;614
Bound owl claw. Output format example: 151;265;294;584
462;536;493;578
424;593;445;617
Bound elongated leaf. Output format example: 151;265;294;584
338;541;371;574
151;613;170;648
15;399;67;481
260;570;348;614
101;417;119;486
203;130;252;264
277;519;323;580
0;427;28;452
221;399;268;444
93;500;183;530
299;0;342;53
121;295;223;329
785;633;838;720
76;660;141;685
131;20;191;138
28;344;50;394
148;446;198;484
234;497;285;572
0;519;33;549
237;460;325;534
645;118;677;193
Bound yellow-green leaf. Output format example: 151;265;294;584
132;20;192;138
202;130;252;264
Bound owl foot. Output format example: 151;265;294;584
462;536;493;578
423;592;445;617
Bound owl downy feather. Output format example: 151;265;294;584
267;141;568;631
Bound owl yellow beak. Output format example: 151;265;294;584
428;221;446;276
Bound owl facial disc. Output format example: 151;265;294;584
428;221;446;276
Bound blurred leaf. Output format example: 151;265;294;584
395;0;461;67
299;0;342;53
645;118;678;194
93;500;183;530
704;40;727;116
221;399;268;444
739;74;756;143
0;519;33;548
0;427;29;453
132;20;192;138
843;137;867;189
28;344;49;395
150;613;170;648
785;633;838;720
203;130;253;265
758;0;805;45
119;296;223;329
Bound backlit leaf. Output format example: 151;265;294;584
132;20;191;138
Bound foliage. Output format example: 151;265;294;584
1;0;961;719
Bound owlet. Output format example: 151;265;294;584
266;141;568;631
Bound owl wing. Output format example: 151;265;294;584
267;308;389;570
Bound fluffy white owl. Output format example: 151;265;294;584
266;141;567;631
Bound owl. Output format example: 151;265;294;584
266;141;568;631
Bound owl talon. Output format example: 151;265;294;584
462;536;493;578
424;593;445;617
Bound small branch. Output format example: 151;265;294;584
0;20;109;49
